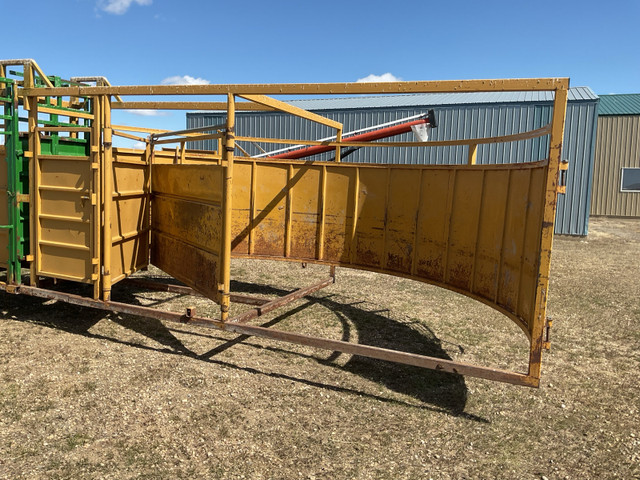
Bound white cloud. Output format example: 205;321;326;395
161;75;210;86
98;0;152;15
124;109;168;117
356;73;402;83
132;141;147;149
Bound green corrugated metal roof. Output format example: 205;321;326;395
598;94;640;115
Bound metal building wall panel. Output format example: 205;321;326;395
591;115;640;216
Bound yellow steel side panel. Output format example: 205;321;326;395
517;167;546;334
414;170;453;282
497;168;532;316
111;235;149;283
37;156;93;282
353;167;387;268
151;164;225;302
446;170;484;290
40;217;90;245
152;196;222;253
323;167;356;263
112;197;148;242
113;161;147;195
227;158;550;337
472;169;510;302
111;157;150;283
289;165;321;259
39;158;89;187
39;244;92;281
151;231;220;297
253;164;288;257
385;168;421;273
0;147;8;266
152;164;223;204
230;161;252;255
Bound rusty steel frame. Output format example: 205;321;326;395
0;279;533;386
2;71;570;388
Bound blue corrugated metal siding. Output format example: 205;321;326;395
187;88;598;235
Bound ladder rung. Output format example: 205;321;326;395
37;154;91;161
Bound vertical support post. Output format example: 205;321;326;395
529;83;569;383
91;96;102;299
25;65;39;287
468;143;478;165
317;165;327;260
285;164;292;258
335;127;342;163
102;95;113;301
220;93;235;322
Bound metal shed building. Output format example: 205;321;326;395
590;94;640;217
187;87;599;235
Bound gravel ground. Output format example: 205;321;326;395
0;217;638;479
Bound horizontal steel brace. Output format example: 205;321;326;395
1;282;538;387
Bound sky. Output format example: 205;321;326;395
3;0;639;145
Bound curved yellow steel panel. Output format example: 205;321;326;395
229;159;548;339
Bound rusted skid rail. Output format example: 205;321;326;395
0;280;535;387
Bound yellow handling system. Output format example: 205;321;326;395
0;60;569;387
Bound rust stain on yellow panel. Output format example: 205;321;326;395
353;167;387;268
226;159;551;342
445;169;484;290
414;169;453;282
151;164;225;302
151;231;220;299
385;168;421;274
322;167;356;263
252;164;288;257
473;169;510;302
230;161;253;254
289;165;321;259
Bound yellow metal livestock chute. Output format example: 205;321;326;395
1;71;569;388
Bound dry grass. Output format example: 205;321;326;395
1;217;638;479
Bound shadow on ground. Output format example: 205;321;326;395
1;278;481;421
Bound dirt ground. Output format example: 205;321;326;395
1;217;638;479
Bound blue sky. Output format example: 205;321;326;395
4;0;639;143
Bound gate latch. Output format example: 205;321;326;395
543;316;553;350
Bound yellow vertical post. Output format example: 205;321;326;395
102;95;113;301
24;65;39;286
468;143;478;165
529;82;569;383
91;96;102;299
335;127;342;163
220;93;235;322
